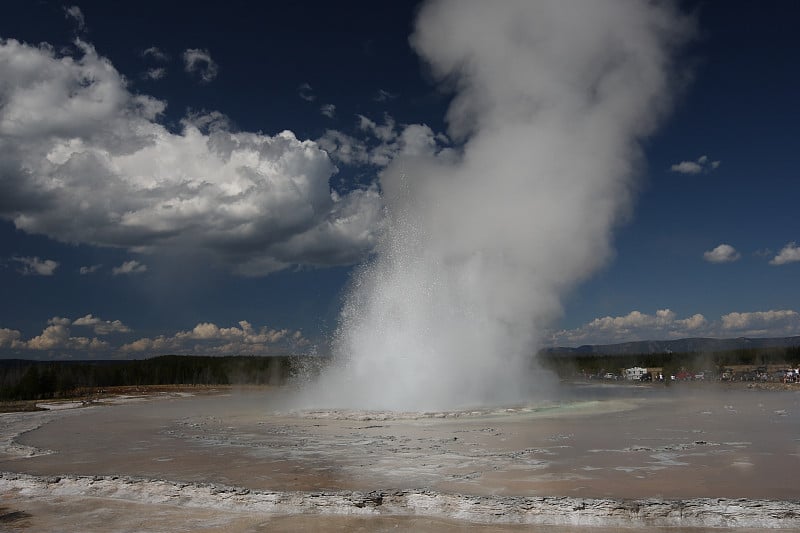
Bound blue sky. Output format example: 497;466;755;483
0;1;798;359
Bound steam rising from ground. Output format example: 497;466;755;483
308;0;693;411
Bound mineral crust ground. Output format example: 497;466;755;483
1;384;798;531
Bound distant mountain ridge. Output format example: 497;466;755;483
543;336;800;356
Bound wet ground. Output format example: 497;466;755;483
1;383;799;531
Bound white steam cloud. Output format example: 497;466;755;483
309;0;693;411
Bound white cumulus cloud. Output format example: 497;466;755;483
64;6;86;31
549;308;800;346
316;130;370;165
549;309;708;345
119;320;309;356
142;46;168;62
12;256;59;276
703;243;741;263
5;314;126;352
670;160;702;174
0;328;23;349
22;317;109;352
769;242;800;265
721;310;800;337
318;113;448;168
320;104;336;118
670;154;720;174
373;89;397;102
0;316;307;357
143;67;166;80
48;316;72;326
183;48;218;82
297;82;315;102
79;264;102;274
72;314;131;335
112;260;147;276
142;47;169;80
0;38;382;276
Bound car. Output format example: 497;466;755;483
603;373;616;380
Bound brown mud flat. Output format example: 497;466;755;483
1;385;799;531
0;400;42;413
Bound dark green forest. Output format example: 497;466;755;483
3;346;799;402
0;355;322;401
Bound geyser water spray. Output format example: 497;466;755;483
310;0;693;411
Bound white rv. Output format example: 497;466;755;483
625;367;647;381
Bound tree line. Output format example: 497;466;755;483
0;355;323;401
4;346;799;402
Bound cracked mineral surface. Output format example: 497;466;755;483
1;384;799;531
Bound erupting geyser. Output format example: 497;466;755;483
310;0;693;411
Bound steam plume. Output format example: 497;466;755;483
312;0;693;410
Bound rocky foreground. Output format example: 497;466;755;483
2;472;798;529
